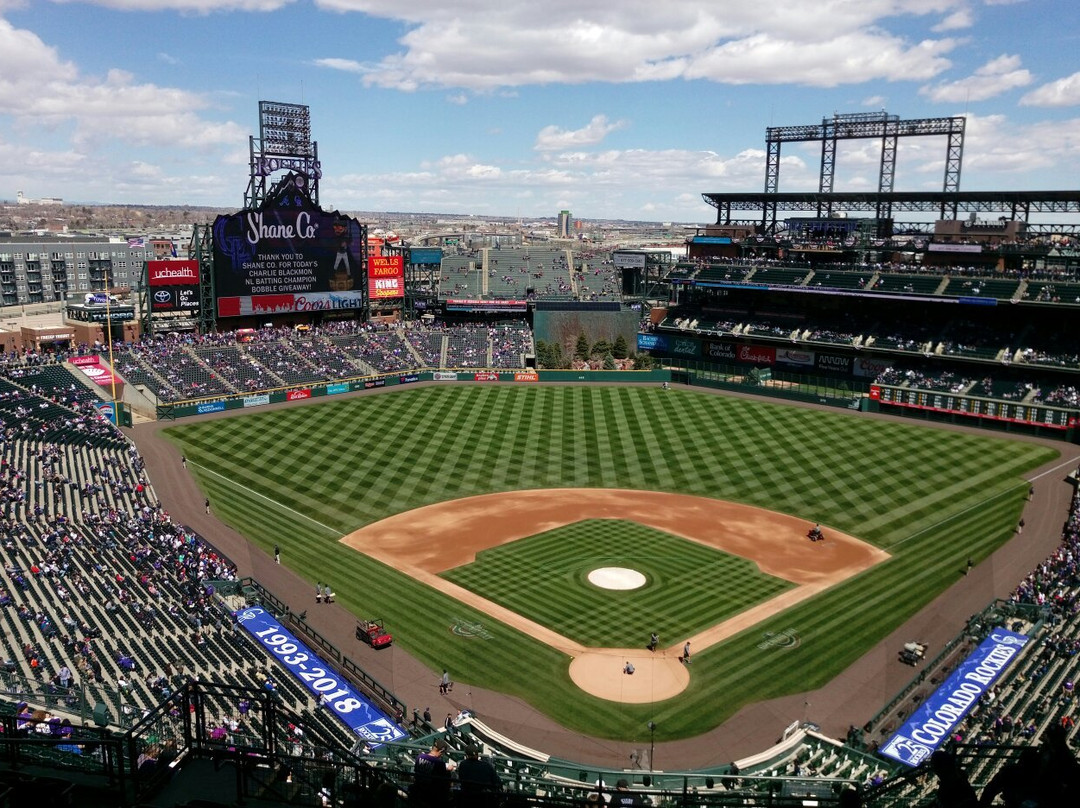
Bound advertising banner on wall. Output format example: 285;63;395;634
367;255;405;299
881;628;1028;767
212;174;366;317
736;344;776;365
815;353;853;373
151;286;201;312
705;341;737;361
854;357;890;378
670;337;701;358
776;348;815;367
637;333;668;352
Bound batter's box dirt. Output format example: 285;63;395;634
340;489;889;704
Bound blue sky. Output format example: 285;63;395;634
1;0;1078;223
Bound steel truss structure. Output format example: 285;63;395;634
702;190;1080;236
245;101;322;210
763;112;965;221
709;111;1080;235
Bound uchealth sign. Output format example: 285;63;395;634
148;260;200;286
881;628;1029;767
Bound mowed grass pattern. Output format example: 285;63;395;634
164;386;1057;741
442;519;792;648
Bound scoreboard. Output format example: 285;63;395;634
870;385;1078;430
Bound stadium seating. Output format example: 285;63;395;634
871;274;944;295
751;266;811;285
807;270;870;290
444;328;489;368
1024;281;1080;304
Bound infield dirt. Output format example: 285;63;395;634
340;488;888;703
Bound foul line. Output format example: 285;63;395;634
190;462;340;536
889;484;1024;549
1028;455;1080;483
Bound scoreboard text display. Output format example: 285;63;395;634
871;385;1077;430
212;175;366;317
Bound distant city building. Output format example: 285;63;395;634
557;210;572;239
0;235;149;307
15;190;63;206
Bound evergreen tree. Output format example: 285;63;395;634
535;340;553;369
612;334;629;359
602;353;616;370
574;332;590;361
591;339;612;358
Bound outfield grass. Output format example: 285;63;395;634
164;386;1056;741
442;519;792;648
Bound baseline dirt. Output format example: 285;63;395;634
339;489;889;703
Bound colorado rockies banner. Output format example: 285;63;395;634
880;627;1029;767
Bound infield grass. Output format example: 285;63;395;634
442;519;792;648
163;385;1056;741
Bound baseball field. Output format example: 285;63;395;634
162;385;1056;740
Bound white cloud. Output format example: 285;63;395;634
312;57;366;74
48;0;294;11
942;113;1080;180
862;95;887;107
932;8;974;31
157;51;180;65
313;1;965;91
446;92;468;105
534;115;627;151
919;54;1032;102
1020;72;1080;108
0;19;244;151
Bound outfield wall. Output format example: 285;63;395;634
156;369;671;420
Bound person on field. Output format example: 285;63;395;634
682;641;691;664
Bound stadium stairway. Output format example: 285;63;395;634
181;347;237;396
